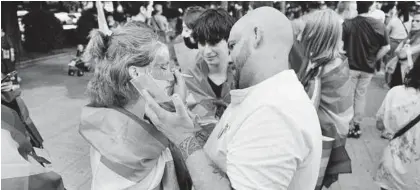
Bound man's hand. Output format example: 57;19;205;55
1;81;13;92
142;89;199;146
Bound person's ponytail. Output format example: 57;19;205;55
83;29;110;62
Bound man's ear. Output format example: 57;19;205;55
252;26;263;49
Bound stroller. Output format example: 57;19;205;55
68;58;89;76
68;44;90;76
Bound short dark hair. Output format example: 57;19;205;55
404;57;420;90
357;1;374;14
192;9;236;46
381;2;396;14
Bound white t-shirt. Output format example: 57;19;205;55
370;9;386;23
204;70;323;190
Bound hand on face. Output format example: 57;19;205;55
142;89;199;146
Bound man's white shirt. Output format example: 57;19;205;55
204;70;322;190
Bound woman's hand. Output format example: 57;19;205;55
172;69;188;103
1;81;13;92
143;89;199;147
397;43;411;59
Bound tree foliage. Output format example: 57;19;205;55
22;9;64;52
76;8;98;45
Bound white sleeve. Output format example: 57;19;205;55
226;106;310;190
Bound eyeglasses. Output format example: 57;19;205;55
412;20;420;23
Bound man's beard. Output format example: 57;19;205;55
233;41;251;89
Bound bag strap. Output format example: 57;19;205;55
400;18;409;35
152;16;162;31
392;113;420;140
108;106;169;146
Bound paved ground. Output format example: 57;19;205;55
18;52;390;190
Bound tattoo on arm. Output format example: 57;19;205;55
178;136;202;160
195;129;210;147
210;162;229;181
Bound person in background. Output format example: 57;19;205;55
174;6;205;70
130;1;154;24
151;3;169;42
106;14;118;29
385;2;409;64
142;7;322;190
182;6;205;50
336;1;358;22
370;1;386;23
387;11;420;88
1;28;16;82
184;9;236;144
374;59;420;190
343;1;390;138
299;9;353;190
1;72;44;149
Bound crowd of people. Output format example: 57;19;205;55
2;1;420;190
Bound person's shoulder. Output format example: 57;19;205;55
322;57;347;75
80;106;132;129
388;85;407;96
365;16;386;29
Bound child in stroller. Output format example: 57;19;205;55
68;44;90;76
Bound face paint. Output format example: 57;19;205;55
130;67;177;112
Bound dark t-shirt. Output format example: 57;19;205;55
208;77;223;98
343;16;389;73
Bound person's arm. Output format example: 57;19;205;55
143;90;233;190
181;138;233;190
385;19;393;37
376;45;391;61
398;43;420;59
377;23;391;61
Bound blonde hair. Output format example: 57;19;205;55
84;22;166;107
299;9;343;85
301;9;342;64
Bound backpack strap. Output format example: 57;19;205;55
392;113;420;140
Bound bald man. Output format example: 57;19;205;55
143;7;322;190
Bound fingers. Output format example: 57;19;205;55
145;104;162;127
172;94;189;117
173;69;187;101
141;89;168;119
